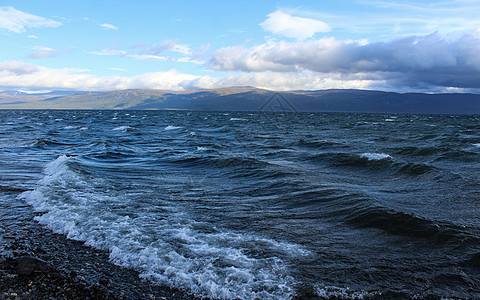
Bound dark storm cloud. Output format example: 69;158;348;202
209;32;480;89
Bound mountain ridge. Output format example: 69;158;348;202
1;87;480;114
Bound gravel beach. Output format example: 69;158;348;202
0;223;194;300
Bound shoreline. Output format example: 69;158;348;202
0;227;449;300
0;222;194;300
0;198;458;300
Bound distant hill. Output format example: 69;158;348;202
1;87;480;114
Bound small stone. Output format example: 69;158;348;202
16;256;50;276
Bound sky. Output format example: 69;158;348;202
1;0;480;93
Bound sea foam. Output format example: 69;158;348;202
18;155;303;299
360;152;392;161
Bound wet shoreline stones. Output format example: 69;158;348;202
0;224;193;300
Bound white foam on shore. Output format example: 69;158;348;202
315;285;381;299
360;152;392;161
18;155;305;299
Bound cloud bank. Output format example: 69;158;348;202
0;60;375;92
210;32;480;90
0;6;61;33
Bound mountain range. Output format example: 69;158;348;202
1;87;480;114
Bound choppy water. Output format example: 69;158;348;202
1;110;480;299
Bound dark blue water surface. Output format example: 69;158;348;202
1;110;480;299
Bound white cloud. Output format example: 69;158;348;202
0;6;61;33
109;67;127;72
100;23;118;30
0;60;377;92
210;32;480;90
88;49;128;56
133;40;193;56
88;41;206;64
260;10;330;40
33;46;54;51
0;60;201;91
0;60;40;75
28;46;70;59
27;34;38;39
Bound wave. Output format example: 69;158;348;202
394;146;449;156
112;125;132;131
434;150;479;162
308;151;433;175
289;186;477;245
163;153;269;170
18;155;306;299
395;162;434;175
298;138;344;149
309;152;391;167
359;152;392;161
314;285;382;299
345;205;477;245
164;125;182;130
32;139;70;149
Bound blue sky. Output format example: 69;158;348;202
1;0;480;93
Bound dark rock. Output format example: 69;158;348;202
16;256;50;275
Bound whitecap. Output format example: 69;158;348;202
384;118;396;122
230;118;246;121
196;146;208;151
165;125;182;130
473;143;480;148
113;125;131;131
64;126;76;130
360;152;392;161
